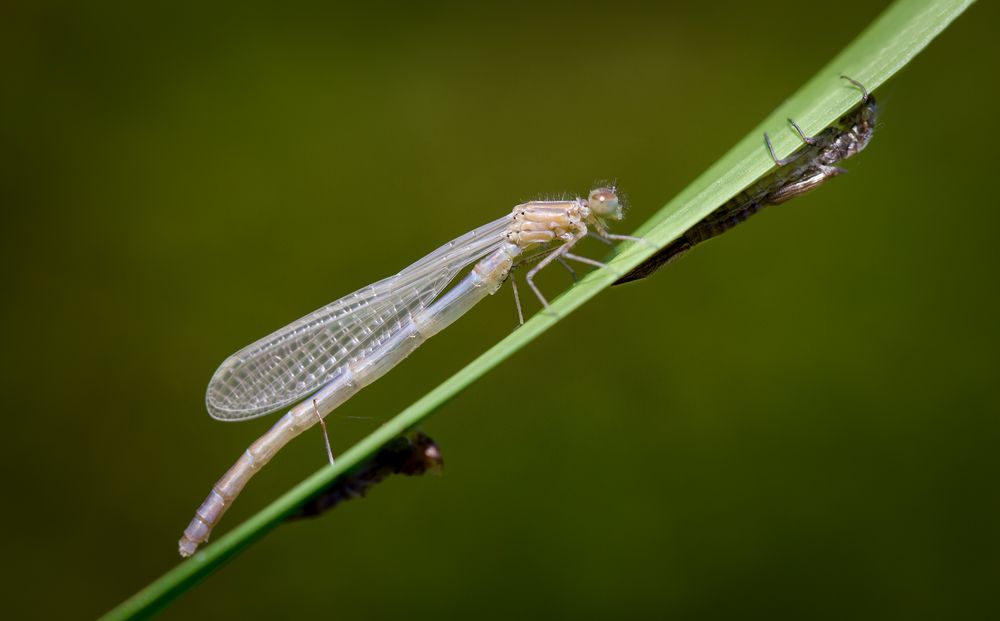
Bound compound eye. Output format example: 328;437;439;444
588;187;623;220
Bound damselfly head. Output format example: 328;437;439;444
587;187;623;220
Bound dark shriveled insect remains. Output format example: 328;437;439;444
286;431;443;521
614;76;877;285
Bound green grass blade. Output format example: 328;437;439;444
101;0;974;618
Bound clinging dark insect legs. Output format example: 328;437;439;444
764;132;796;167
765;118;816;167
788;119;818;145
840;75;869;101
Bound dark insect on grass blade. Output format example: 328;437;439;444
287;431;443;521
614;76;878;286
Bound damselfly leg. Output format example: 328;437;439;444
557;257;579;282
526;227;586;308
313;399;335;465
510;273;525;326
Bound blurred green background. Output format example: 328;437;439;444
2;1;998;619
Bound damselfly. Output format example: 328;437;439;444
614;76;877;285
180;187;635;556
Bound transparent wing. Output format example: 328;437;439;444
206;214;512;421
